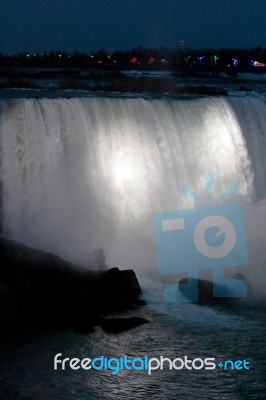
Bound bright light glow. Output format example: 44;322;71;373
213;55;219;65
130;57;138;64
112;156;137;186
197;56;205;63
201;98;253;200
250;59;265;67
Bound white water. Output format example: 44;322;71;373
0;96;266;295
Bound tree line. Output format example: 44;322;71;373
0;46;265;71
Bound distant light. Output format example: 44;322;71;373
130;57;138;64
196;56;205;63
251;60;265;67
232;57;238;67
213;55;219;65
149;57;155;63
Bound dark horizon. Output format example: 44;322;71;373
1;44;265;72
1;44;266;58
0;0;266;55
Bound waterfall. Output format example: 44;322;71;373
1;96;266;294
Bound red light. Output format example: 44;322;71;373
130;57;138;64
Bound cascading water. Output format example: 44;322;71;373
0;96;266;296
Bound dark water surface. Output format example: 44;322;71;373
0;281;265;400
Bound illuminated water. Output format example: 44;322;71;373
1;96;266;293
0;96;266;398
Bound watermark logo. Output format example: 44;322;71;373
54;354;251;375
152;173;249;302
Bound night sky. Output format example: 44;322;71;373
0;0;265;55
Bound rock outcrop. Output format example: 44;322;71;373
179;275;251;306
0;238;146;333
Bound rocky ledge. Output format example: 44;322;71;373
179;276;253;306
0;238;147;334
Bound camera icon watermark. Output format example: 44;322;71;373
152;174;249;302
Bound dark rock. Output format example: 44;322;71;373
173;86;228;96
134;298;147;306
179;276;250;306
74;322;95;334
0;237;145;331
0;284;18;321
100;317;149;333
179;277;214;305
